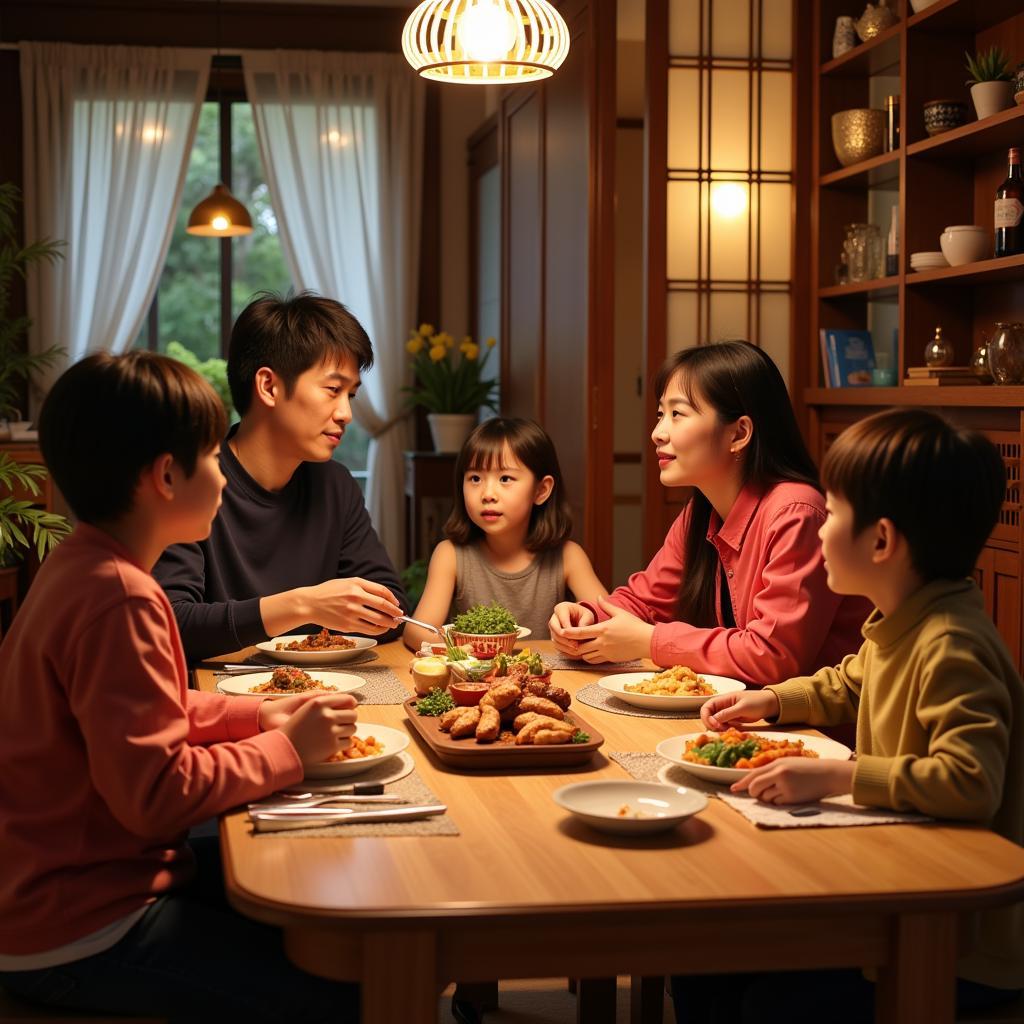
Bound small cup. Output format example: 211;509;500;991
872;368;896;386
409;656;450;696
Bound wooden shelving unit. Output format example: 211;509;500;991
805;0;1024;668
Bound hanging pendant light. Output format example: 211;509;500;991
402;0;570;85
185;0;253;236
186;183;253;236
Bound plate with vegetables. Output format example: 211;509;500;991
656;728;851;784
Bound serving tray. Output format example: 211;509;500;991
402;697;604;769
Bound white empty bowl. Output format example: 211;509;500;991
909;0;940;12
552;780;707;835
939;225;989;266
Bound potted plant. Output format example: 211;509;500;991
965;46;1015;120
0;455;70;568
0;182;64;437
403;324;498;452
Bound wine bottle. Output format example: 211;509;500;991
886;205;899;277
994;146;1023;258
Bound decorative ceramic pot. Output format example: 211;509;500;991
831;108;886;166
427;412;477;453
855;0;897;42
922;99;968;136
970;81;1014;121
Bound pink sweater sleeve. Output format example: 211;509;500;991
68;597;304;839
185;689;266;744
648;508;843;682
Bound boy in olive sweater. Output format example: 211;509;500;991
683;408;1023;1021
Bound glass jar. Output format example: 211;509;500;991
971;331;991;377
988;322;1024;385
924;326;953;367
843;223;883;282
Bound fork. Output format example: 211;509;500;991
398;615;445;637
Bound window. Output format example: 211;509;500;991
136;84;370;483
663;0;794;379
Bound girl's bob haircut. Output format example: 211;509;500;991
444;417;573;552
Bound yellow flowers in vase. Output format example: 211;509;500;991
403;324;499;415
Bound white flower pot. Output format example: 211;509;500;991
427;413;477;453
970;81;1014;121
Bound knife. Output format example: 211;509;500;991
249;794;409;811
277;782;385;797
249;803;447;833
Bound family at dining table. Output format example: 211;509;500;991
0;290;1022;1022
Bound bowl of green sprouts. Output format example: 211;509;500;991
446;602;522;657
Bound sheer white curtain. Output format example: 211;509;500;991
242;50;424;566
20;43;210;404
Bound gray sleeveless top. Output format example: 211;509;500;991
453;543;566;637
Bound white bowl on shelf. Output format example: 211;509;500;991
909;0;940;12
939;225;989;267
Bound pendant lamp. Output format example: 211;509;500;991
402;0;570;85
185;0;253;236
186;183;253;236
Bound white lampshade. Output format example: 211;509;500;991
402;0;570;85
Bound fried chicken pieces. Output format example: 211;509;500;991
439;675;577;745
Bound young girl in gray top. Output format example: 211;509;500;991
403;417;606;649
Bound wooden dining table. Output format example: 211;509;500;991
197;641;1024;1024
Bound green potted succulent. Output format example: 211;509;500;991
965;46;1015;120
0;182;70;569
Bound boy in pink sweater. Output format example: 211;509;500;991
0;353;360;1022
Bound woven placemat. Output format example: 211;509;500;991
544;653;643;671
575;682;699;719
227;650;382;670
216;665;410;705
254;758;458;838
611;751;932;830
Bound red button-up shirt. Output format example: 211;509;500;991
595;481;870;684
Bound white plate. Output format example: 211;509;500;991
598;672;745;712
553;780;707;835
656;730;852;785
256;635;378;664
304;723;411;779
216;671;367;699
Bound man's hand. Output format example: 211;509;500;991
700;689;780;731
730;757;856;805
303;577;404;635
556;597;654;663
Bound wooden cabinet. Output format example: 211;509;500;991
804;0;1024;670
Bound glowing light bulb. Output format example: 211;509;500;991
211;215;230;231
711;182;748;220
458;0;517;63
321;129;350;147
140;124;165;144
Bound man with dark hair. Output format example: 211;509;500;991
155;292;407;662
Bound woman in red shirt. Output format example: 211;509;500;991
550;341;869;683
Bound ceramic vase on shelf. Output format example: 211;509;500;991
427;413;477;453
970;81;1014;121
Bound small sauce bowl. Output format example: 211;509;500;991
448;680;490;706
409;657;450;696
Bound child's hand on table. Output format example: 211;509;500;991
700;689;780;731
731;757;856;805
260;692;359;767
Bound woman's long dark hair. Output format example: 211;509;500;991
655;341;820;627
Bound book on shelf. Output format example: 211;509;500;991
906;366;975;377
904;375;988;387
819;329;874;386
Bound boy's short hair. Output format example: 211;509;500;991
822;408;1006;581
227;292;374;415
39;351;227;524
